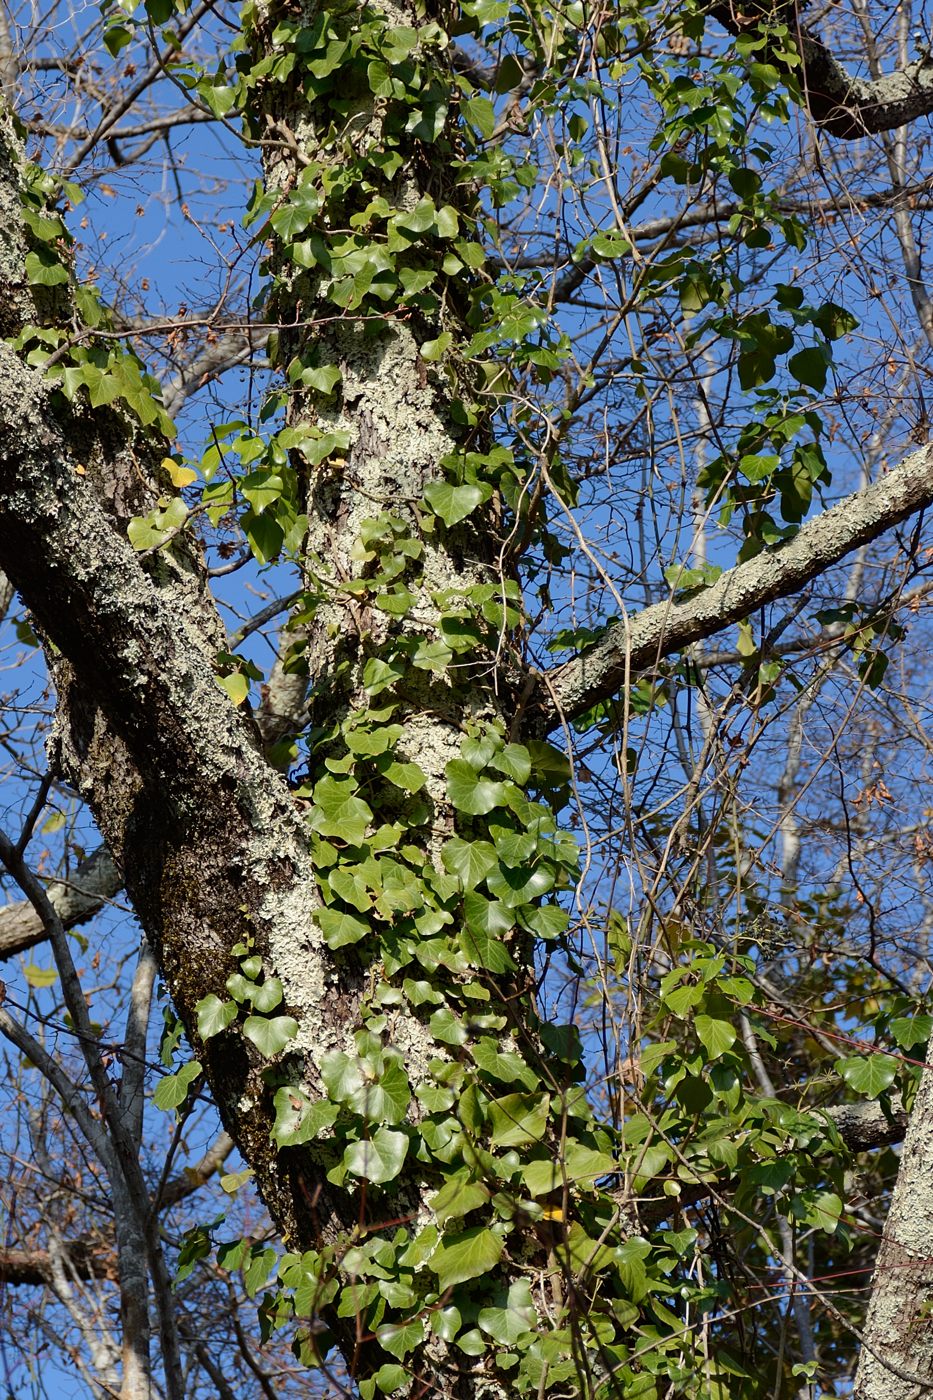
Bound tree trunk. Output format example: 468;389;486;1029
0;14;559;1396
853;1050;933;1398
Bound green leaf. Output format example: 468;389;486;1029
430;1173;491;1223
487;1092;549;1147
789;345;829;391
695;1015;737;1059
373;1362;409;1394
243;510;284;565
376;1317;425;1361
344;1126;409;1184
522;1143;616;1197
889;1015;933;1049
317;906;371;948
310;776;373;844
251;977;284;1013
429;1226;504;1290
739;453;779;483
472;1036;540;1090
491;743;532;784
348;1056;411;1124
153;1059;202;1111
196;994;237;1040
377;758;426;792
812;301;858;340
423;481;487;526
441;837;498;889
446;760;507;815
243;1015;298;1057
478;1280;537;1345
835;1053;899;1097
429;1006;469;1046
521;904;569;940
461;893;516;972
421;332;453;362
485;862;554;908
797;1190;843;1234
664;982;703;1017
461;95;496;139
272;1086;340;1146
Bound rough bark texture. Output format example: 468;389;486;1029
854;1055;933;1398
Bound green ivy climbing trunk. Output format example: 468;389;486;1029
0;10;596;1400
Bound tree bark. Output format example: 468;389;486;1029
853;1060;933;1398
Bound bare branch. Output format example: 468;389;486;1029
539;442;933;729
0;843;121;961
0;1242;116;1286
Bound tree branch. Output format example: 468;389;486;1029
538;442;933;729
0;1242;116;1286
713;3;933;139
0;843;121;961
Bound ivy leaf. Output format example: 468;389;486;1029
695;1015;737;1059
478;1280;537;1345
328;867;371;912
423;482;487;526
472;1037;540;1090
309;776;373;844
487;1092;549;1147
376;757;427;792
491;743;532;784
460;893;516;972
272;1087;340;1146
664;982;703;1017
196;994;237;1040
889;1015;933;1049
375;1317;425;1361
520;904;569;940
153;1059;202;1112
348;1056;411;1124
446;760;507;815
795;1190;843;1234
430;1173;491;1223
485;862;554;908
441;837;498;889
370;1363;409;1394
835;1053;899;1097
321;1050;366;1103
251;977;284;1014
242;510;284;565
429;1006;469;1046
243;1015;298;1057
429;1226;504;1290
344;1126;409;1184
461;95;496;139
739;453;779;483
25;249;69;286
316;906;370;948
789;345;829;391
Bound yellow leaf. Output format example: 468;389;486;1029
540;1205;564;1221
217;672;250;707
736;619;757;657
23;964;58;989
162;457;197;489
